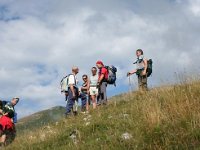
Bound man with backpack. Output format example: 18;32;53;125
127;49;149;91
65;67;79;117
0;97;19;146
96;61;108;105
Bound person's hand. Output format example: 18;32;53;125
65;91;68;96
127;72;131;77
96;82;100;88
3;112;8;116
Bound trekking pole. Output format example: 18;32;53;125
128;75;132;100
128;75;131;92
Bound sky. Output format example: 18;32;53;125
0;0;200;118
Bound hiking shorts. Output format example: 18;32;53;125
89;87;98;96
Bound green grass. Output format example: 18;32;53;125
16;106;65;133
6;81;200;150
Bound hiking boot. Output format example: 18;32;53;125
0;142;5;147
97;103;101;106
64;113;71;119
86;111;89;114
81;111;86;114
73;111;78;116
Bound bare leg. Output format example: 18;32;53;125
91;95;97;109
86;101;89;112
0;134;6;145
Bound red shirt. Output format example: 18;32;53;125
99;67;108;81
0;116;14;131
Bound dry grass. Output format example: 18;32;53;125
5;80;200;150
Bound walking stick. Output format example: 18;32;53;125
129;75;131;92
128;75;132;100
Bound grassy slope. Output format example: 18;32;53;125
16;106;65;133
6;81;200;150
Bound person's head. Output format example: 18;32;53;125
72;66;79;75
136;49;143;57
11;97;19;106
91;67;97;75
82;74;88;82
96;60;104;69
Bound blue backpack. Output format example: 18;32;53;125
105;65;117;86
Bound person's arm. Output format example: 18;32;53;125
81;81;90;90
87;79;90;94
3;112;8;116
142;59;148;75
68;75;76;98
99;67;107;83
127;69;137;76
98;74;104;83
69;84;76;98
81;86;87;90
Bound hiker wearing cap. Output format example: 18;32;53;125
127;49;148;90
65;67;79;117
96;61;108;105
0;97;19;146
89;67;98;109
80;74;90;113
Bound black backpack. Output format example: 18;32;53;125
104;65;117;86
0;100;8;109
147;59;153;77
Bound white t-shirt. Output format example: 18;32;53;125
90;74;98;86
68;74;78;87
136;55;147;70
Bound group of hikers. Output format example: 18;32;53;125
61;49;152;117
0;49;152;146
0;97;19;146
61;60;112;117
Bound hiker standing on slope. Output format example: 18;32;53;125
0;97;19;146
127;49;148;91
89;67;98;109
96;61;108;105
80;74;90;113
65;67;79;117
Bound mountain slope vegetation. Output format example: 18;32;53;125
6;81;200;150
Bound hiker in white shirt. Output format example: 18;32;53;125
89;67;98;109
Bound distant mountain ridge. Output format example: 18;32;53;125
16;106;65;132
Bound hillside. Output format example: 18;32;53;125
6;81;200;149
16;106;65;133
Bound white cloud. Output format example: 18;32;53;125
189;0;200;17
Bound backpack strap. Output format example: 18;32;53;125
60;75;68;85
